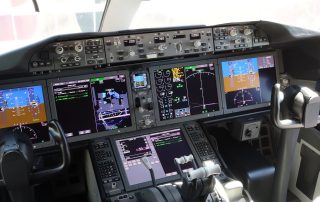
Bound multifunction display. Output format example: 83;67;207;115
52;74;132;138
153;63;220;121
0;85;49;144
115;128;193;186
221;55;276;109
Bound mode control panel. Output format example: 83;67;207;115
90;138;124;197
213;25;269;52
131;70;156;129
104;28;214;64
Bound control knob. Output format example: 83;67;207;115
75;42;83;52
244;28;253;36
129;50;136;57
234;39;242;44
60;57;68;63
193;40;202;48
144;118;152;126
157;44;167;51
55;46;64;55
245;129;252;137
229;28;238;37
74;56;81;62
176;43;183;52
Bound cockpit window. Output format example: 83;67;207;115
129;0;320;32
1;0;320;54
0;0;108;54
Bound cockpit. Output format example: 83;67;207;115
1;1;320;202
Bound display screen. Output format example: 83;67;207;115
0;85;49;144
221;55;277;109
115;128;193;186
52;74;132;138
153;63;220;121
133;73;148;89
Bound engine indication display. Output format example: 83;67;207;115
0;85;50;144
153;63;220;121
221;55;277;110
52;73;132;138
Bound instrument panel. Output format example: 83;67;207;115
0;23;277;148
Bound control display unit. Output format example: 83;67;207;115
0;82;51;147
113;128;194;190
49;71;135;142
219;52;277;113
150;61;222;125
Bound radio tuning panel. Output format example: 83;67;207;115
104;28;214;64
213;25;269;52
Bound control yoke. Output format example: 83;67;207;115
272;83;320;129
271;84;320;202
0;120;71;202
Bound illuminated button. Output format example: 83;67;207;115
215;46;221;49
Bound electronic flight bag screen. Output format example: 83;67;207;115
0;85;50;144
153;63;220;121
221;55;277;110
115;128;193;187
52;74;132;138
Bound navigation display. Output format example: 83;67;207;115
115;128;193;187
52;74;132;138
221;55;277;110
0;85;49;144
153;63;220;121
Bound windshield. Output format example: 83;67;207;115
0;0;108;54
1;0;320;54
129;0;320;31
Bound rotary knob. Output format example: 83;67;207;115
193;40;202;48
145;118;152;126
75;42;83;52
55;46;64;55
129;50;136;57
158;44;167;51
244;28;253;36
229;28;238;37
176;43;183;52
